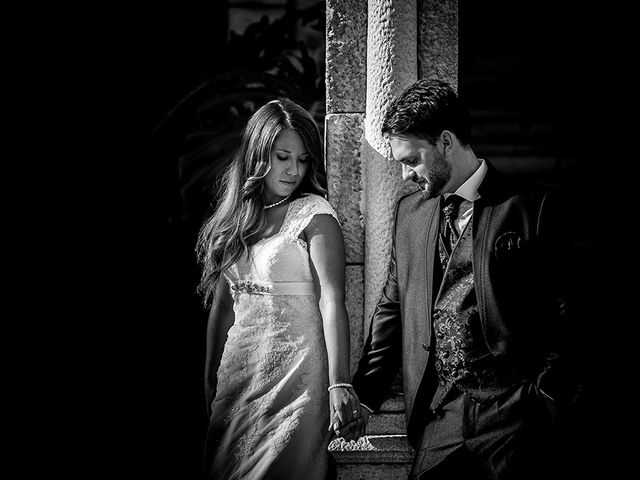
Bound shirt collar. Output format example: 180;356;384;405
445;159;487;202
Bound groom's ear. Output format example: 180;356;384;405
440;130;454;152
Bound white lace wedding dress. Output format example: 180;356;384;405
206;194;339;480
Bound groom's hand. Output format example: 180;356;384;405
334;407;369;442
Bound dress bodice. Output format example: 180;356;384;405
224;194;339;287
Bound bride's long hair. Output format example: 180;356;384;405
196;98;326;305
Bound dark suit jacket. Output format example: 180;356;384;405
352;162;575;446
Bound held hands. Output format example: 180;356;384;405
331;406;369;442
327;384;368;442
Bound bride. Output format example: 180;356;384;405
197;98;365;480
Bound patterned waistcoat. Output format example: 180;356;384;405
430;218;528;411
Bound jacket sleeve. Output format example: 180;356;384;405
351;207;403;412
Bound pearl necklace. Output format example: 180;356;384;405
263;194;291;210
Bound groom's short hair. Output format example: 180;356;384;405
382;79;471;146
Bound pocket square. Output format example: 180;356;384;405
494;231;522;258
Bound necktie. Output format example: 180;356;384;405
441;194;464;255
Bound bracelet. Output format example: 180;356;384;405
328;383;353;392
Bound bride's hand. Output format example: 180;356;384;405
328;386;365;441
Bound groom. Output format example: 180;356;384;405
338;79;581;479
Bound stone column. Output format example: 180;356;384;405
326;0;459;370
362;0;418;326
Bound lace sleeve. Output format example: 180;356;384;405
284;194;341;238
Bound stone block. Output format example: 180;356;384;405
326;113;365;264
336;463;411;480
380;392;405;413
418;0;459;84
367;412;406;435
326;0;367;113
329;434;414;463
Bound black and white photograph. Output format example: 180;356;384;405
42;1;625;478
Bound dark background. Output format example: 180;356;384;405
37;1;622;478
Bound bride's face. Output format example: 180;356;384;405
263;129;309;203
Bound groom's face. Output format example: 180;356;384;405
388;134;452;199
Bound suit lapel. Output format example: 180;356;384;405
424;199;440;344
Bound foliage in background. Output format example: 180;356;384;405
147;2;325;227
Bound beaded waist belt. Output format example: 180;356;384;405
230;280;315;296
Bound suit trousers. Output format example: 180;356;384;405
409;381;563;480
